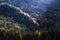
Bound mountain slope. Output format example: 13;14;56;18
0;3;40;31
43;7;60;30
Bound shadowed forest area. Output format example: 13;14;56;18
0;29;60;40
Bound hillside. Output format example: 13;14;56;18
0;3;41;32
